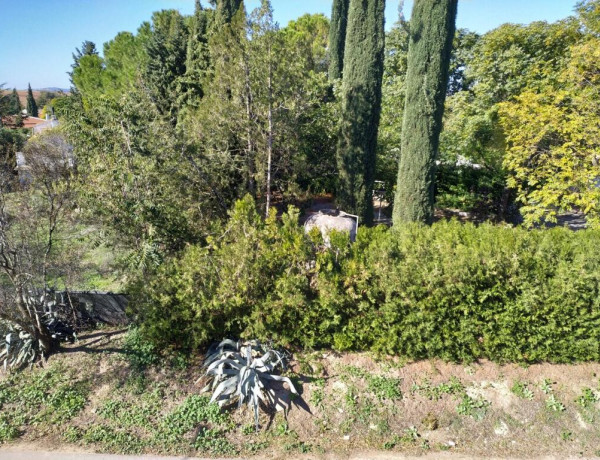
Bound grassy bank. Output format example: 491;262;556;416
1;329;600;458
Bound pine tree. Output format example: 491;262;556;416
9;88;22;115
143;10;189;124
26;83;38;117
336;0;385;225
328;0;350;80
393;0;458;225
69;40;99;91
216;0;243;25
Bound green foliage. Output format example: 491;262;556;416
90;389;231;454
26;83;38;117
499;35;600;227
136;196;600;363
216;0;243;25
511;380;534;400
123;327;160;370
133;198;600;362
0;364;89;443
575;387;599;408
8;88;22;115
336;0;385;224
0;414;19;443
341;365;402;401
456;395;490;420
411;377;464;400
143;10;189;123
328;0;349;80
546;394;566;412
161;395;228;436
393;0;458;225
193;428;236;454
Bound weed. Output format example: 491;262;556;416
575;388;599;409
62;426;82;443
0;415;19;443
82;425;146;454
401;426;419;443
456;395;490;420
99;397;159;429
412;377;464;401
421;412;439;430
540;379;554;395
310;378;325;409
561;431;572;441
367;375;403;401
285;441;312;453
168;352;190;370
244;441;269;452
161;395;227;437
46;383;88;422
383;427;421;450
511;380;534;400
545;394;566;412
124;327;160;370
342;365;402;401
194;428;236;455
274;421;290;436
383;435;399;450
242;423;255;435
123;371;149;395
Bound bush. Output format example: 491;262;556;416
132;196;600;363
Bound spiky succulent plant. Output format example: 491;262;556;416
200;339;297;430
0;323;37;370
0;313;76;370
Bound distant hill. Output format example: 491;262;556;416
36;87;69;93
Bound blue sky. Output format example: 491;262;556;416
0;0;580;90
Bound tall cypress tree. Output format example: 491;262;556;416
336;0;385;225
393;0;458;225
9;88;22;115
26;83;38;117
216;0;242;25
328;0;350;80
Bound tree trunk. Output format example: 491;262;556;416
393;0;458;225
244;59;256;197
265;43;274;218
336;0;386;226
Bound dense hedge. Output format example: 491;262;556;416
130;196;600;363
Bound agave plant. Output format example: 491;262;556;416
0;323;38;370
200;339;297;430
0;311;76;370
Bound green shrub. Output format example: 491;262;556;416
133;196;600;363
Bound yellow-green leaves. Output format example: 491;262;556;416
499;37;600;227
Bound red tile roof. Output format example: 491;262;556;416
1;116;47;130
